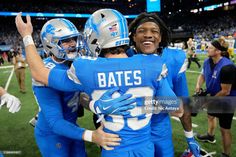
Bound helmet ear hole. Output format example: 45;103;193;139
91;39;98;45
101;13;105;18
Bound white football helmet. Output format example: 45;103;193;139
40;18;82;60
84;9;130;56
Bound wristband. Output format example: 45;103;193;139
83;130;93;142
184;130;194;138
23;35;34;47
89;100;96;113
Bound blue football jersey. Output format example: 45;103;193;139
48;54;176;152
126;47;189;96
33;57;85;140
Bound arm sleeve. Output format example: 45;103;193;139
174;58;189;97
48;68;84;92
174;73;189;97
34;86;85;140
220;65;236;84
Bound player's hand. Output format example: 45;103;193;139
92;124;121;150
186;137;201;157
91;87;136;116
15;12;33;38
0;93;21;113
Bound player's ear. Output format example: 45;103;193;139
158;34;162;43
133;33;137;43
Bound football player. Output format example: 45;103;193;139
15;9;180;157
128;12;201;157
18;17;132;157
225;36;235;62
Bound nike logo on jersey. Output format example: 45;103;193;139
97;70;142;88
103;105;112;110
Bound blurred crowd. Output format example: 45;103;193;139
0;1;143;15
0;6;236;66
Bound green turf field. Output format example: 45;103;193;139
0;54;235;157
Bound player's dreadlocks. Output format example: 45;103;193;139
129;12;171;54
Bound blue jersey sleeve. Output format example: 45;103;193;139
156;78;176;97
34;86;85;140
48;68;84;92
173;72;189;97
173;57;189;97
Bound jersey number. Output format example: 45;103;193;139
91;87;154;131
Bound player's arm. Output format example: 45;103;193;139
215;65;235;96
172;58;193;131
155;73;184;118
34;86;121;150
15;13;49;85
173;57;201;157
15;13;83;92
0;87;5;96
12;56;16;65
195;70;205;93
48;68;82;92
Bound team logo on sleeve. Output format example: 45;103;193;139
157;64;168;81
178;59;188;74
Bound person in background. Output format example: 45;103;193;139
195;38;236;157
225;36;235;62
187;38;201;69
0;55;4;65
12;47;27;93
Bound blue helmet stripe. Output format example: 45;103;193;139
112;9;125;39
59;18;75;32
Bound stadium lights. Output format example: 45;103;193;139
190;9;198;13
0;11;137;19
224;2;229;6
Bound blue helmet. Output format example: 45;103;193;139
84;9;130;56
40;18;82;60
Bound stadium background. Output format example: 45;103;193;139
0;0;236;156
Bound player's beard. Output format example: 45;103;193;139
67;47;78;59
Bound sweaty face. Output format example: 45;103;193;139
133;22;162;54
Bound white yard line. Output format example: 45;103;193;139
4;67;14;91
171;116;198;128
0;65;14;69
186;70;201;74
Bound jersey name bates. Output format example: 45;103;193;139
97;70;142;87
